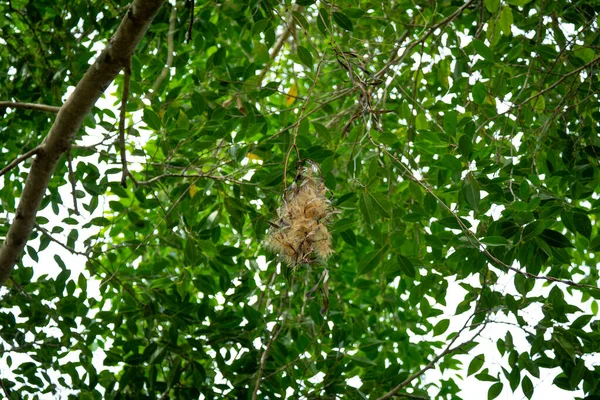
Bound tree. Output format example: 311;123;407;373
1;0;599;398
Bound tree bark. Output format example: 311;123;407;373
0;0;165;285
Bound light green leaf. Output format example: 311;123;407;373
473;82;487;104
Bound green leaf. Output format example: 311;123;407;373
573;212;592;239
441;154;462;171
369;193;392;218
416;113;429;130
433;319;450;336
443;111;457;133
396;255;416;279
573;47;595;63
521;375;534;399
463;173;480;212
473;39;494;61
358;249;383;275
144;108;162;130
340;229;357;246
532;94;545;114
589;236;600;252
297;46;313;68
498;6;513;35
480;236;509;246
459;135;473;158
488;382;503;400
484;0;500;12
332;12;353;31
540;229;573;248
468;355;485;376
473;82;487;104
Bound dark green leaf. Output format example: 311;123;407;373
297;46;313;68
332;12;353;31
540;229;573;248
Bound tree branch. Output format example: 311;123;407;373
374;0;476;80
0;0;166;286
516;54;600;108
133;172;252;186
151;4;176;96
252;320;285;400
377;315;487;400
256;5;301;85
66;148;79;214
119;57;132;187
0;101;61;113
370;136;600;292
0;147;41;178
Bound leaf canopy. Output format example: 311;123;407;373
1;0;600;399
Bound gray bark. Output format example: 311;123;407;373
0;0;166;285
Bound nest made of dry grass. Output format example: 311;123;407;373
265;163;334;266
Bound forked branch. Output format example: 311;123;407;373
0;0;166;286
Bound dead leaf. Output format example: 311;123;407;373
286;83;298;106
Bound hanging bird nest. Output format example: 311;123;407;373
265;161;334;266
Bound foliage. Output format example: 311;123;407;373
1;0;600;399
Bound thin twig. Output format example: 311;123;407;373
374;0;476;80
66;148;79;214
186;0;194;43
282;56;326;190
35;223;88;257
119;57;132;187
133;172;253;186
377;314;487;400
251;316;286;400
257;5;301;85
0;101;61;113
369;136;600;292
0;147;41;178
151;4;177;96
516;54;600;108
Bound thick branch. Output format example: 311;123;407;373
0;101;61;113
0;0;165;286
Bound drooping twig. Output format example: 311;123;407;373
186;0;194;43
66;148;79;214
377;313;488;400
151;4;176;96
100;176;197;287
0;0;166;286
119;57;132;188
374;0;476;80
369;136;600;292
0;147;41;178
251;315;287;400
516;54;600;109
0;101;61;113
